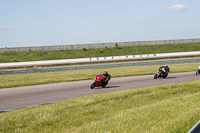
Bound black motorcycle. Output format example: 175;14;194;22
154;66;169;79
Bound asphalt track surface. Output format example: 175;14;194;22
0;72;199;112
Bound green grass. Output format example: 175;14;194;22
1;43;200;63
1;80;200;132
0;62;199;89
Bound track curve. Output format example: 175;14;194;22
0;72;199;112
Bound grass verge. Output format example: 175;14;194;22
0;80;200;132
0;62;199;89
1;43;200;63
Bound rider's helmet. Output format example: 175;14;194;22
103;71;108;75
164;64;167;66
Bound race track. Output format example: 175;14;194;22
0;71;199;112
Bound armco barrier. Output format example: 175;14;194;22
1;51;200;69
0;38;200;53
1;58;200;75
188;120;200;133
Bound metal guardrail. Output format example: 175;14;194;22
188;120;200;133
0;58;200;75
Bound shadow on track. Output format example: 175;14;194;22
94;86;120;89
104;86;120;88
166;77;177;79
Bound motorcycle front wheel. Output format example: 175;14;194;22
196;71;199;75
91;82;95;89
154;74;158;79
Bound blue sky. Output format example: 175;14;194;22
0;0;200;48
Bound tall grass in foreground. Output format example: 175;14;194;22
0;62;199;89
0;80;200;132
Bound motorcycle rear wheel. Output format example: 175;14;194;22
102;81;108;88
163;73;168;78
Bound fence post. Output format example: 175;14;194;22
136;45;138;55
108;46;109;56
163;45;165;53
164;41;166;53
150;46;151;54
46;51;47;60
29;51;31;61
122;43;124;55
29;49;31;61
12;50;14;62
61;49;63;59
78;47;79;58
177;44;178;52
93;47;94;58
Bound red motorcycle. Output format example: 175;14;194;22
90;74;111;89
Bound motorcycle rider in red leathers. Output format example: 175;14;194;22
90;71;111;89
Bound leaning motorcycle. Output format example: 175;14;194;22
196;66;200;75
90;74;111;89
154;69;168;79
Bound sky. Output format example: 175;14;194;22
0;0;200;48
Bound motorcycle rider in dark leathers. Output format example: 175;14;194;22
159;64;170;77
102;71;111;85
164;64;170;73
